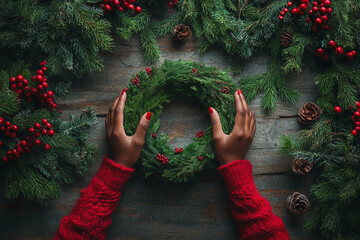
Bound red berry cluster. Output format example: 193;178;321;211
145;67;152;76
100;0;141;14
9;61;57;110
279;0;333;32
191;68;198;74
315;40;357;61
221;87;230;94
198;156;204;161
152;133;157;139
132;74;140;87
196;131;204;138
167;0;178;8
1;118;54;163
156;153;169;165
175;147;183;154
0;118;18;139
348;101;360;136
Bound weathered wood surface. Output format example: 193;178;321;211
0;35;321;239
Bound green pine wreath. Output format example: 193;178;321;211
124;60;237;183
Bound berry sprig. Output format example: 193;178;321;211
1;118;55;163
198;156;204;161
191;68;198;74
221;87;230;94
156;153;169;165
166;0;178;8
9;61;57;110
100;0;141;14
152;133;157;139
315;40;357;61
145;67;152;76
0;118;19;139
279;0;333;32
175;147;183;154
349;101;360;136
132;74;140;87
196;130;204;138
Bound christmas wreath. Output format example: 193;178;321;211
123;60;236;183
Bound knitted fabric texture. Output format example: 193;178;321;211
54;156;134;240
218;160;289;240
54;157;288;239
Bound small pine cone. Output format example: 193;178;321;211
172;24;192;41
286;192;310;214
298;102;322;125
280;31;293;48
291;158;313;174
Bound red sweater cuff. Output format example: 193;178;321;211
217;160;256;192
88;156;135;193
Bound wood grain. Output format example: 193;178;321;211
0;34;320;239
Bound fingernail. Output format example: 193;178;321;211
236;89;242;95
121;88;128;96
146;112;152;120
208;107;213;114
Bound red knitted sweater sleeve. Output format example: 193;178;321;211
54;156;134;240
218;160;289;240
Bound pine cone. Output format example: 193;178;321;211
280;31;293;48
286;192;310;214
298;102;322;125
172;24;192;41
291;158;313;175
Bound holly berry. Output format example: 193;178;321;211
300;3;307;10
356;101;360;108
41;129;47;135
335;47;344;55
334;106;342;114
352;130;358;136
34;139;41;145
135;6;141;13
327;40;336;48
104;4;111;11
352;50;357;56
322;53;330;61
323;0;331;7
279;16;284;20
20;140;27;147
198;156;204;161
354;111;360;117
315;18;322;25
152;133;157;139
327;8;333;13
34;123;41;129
41;119;48;125
48;129;55;136
45;123;52;129
315;48;325;56
128;4;134;10
291;8;298;15
320;7;327;14
44;144;51;151
287;1;293;6
346;52;354;60
16;75;24;81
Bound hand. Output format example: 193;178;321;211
106;88;151;168
209;89;256;165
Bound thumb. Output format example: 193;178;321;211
133;112;151;143
208;107;224;140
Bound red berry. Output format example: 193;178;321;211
334;106;342;114
34;123;41;129
287;1;293;6
322;25;330;31
279;16;284;20
356;101;360;108
291;8;298;15
10;77;16;83
48;129;55;136
3;156;8;163
313;6;319;12
42;67;47;72
41;129;47;135
327;8;332;13
168;2;173;7
128;4;134;10
20;140;27;147
47;91;54;97
315;18;322;25
315;48;325;56
16;75;24;81
327;40;336;48
10;84;17;90
280;11;285;15
135;6;141;13
352;130;358;136
198;156;204;161
114;0;120;5
104;4;111;11
45;123;52;129
356;127;360;131
323;0;331;7
301;0;309;3
284;8;288;12
37;70;44;76
36;75;43;81
42;82;48;88
322;53;330;61
300;3;307;10
118;6;124;11
44;144;51;151
34;139;41;145
23;79;29;85
41;119;48;125
320;7;327;14
11;125;18;132
0;140;2;146
352;50;357;56
321;15;328;22
354;111;360;117
346;52;354;60
38;84;44;90
28;128;35;133
335;47;344;55
34;132;40;138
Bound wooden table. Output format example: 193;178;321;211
0;35;320;239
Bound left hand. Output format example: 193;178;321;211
106;88;151;168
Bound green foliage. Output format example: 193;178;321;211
279;110;360;239
124;60;236;182
0;67;98;205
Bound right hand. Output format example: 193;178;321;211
209;89;256;165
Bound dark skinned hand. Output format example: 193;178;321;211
106;88;151;168
209;89;256;165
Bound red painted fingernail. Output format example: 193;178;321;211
236;89;242;95
121;88;128;96
146;112;152;120
208;107;213;114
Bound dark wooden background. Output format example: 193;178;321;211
0;35;320;239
